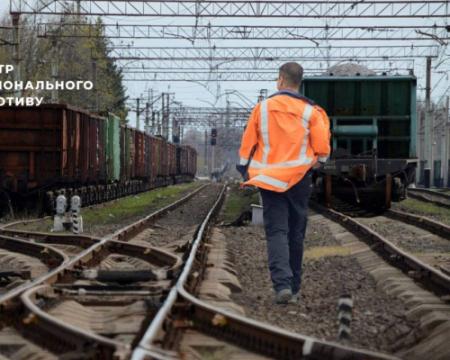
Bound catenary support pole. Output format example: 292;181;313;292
92;58;99;112
204;129;208;176
444;96;450;187
11;13;21;98
424;56;432;187
136;98;140;130
161;93;167;139
50;37;59;103
157;111;161;135
211;141;215;175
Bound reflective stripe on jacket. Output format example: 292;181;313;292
238;91;331;192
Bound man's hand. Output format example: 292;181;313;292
313;156;328;169
236;164;249;181
313;162;323;169
240;184;254;191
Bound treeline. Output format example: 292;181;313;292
0;12;127;120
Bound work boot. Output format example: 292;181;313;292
275;289;292;304
289;293;300;304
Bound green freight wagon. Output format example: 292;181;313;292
120;126;131;181
105;113;121;182
302;75;417;209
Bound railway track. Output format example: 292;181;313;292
304;204;450;359
357;213;450;279
319;195;450;281
129;191;398;360
374;209;450;277
0;183;218;359
310;201;450;297
2;183;438;360
407;188;450;208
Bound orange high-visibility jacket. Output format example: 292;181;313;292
238;91;331;192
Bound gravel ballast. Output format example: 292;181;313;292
222;217;419;352
357;215;450;272
131;184;223;247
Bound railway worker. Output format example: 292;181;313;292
236;62;331;304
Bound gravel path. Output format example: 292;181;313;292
223;217;419;353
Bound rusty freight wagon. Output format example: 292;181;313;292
0;104;197;214
168;142;177;177
0;105;106;205
186;146;197;177
177;145;197;179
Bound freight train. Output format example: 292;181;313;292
0;104;197;214
303;75;417;209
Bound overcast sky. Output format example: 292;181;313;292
0;1;448;127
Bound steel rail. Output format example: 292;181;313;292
0;229;99;248
14;241;184;357
1;183;213;359
0;184;208;307
310;203;450;296
106;240;183;274
386;208;450;240
0;234;70;292
20;285;129;356
133;183;227;358
0;234;103;307
132;185;398;360
0;215;52;231
113;183;207;241
173;291;398;360
0;233;69;265
0;234;179;306
407;188;450;208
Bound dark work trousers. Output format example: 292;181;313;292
259;171;312;294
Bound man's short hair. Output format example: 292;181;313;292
279;62;304;87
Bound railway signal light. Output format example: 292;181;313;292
211;128;217;146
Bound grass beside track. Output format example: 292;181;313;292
220;183;260;224
393;197;450;225
9;182;202;234
82;182;200;224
